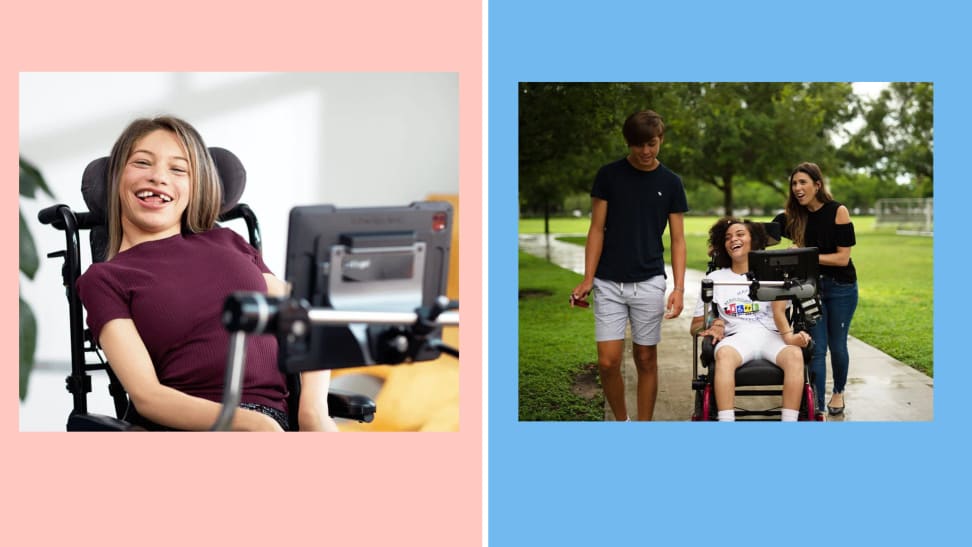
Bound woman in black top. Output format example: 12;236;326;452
773;162;858;417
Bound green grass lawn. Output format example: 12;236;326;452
518;252;604;421
521;215;933;376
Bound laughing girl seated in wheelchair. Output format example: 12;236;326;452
689;217;811;422
76;115;336;431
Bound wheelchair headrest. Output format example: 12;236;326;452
81;147;246;224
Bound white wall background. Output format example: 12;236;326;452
20;72;458;371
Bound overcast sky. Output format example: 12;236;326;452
852;81;889;99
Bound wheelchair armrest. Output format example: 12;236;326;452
67;413;145;432
327;388;376;423
700;335;716;367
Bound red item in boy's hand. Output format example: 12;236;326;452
570;295;590;308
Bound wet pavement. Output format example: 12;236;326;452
519;233;934;422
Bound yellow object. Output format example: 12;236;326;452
334;195;460;432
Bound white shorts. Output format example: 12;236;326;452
715;323;788;364
593;276;666;346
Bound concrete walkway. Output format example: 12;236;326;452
519;233;933;422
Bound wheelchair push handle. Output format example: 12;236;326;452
38;204;70;226
38;203;101;230
701;278;714;303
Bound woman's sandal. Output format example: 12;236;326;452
827;393;845;416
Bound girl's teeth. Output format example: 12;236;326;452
137;191;172;202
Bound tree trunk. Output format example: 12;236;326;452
723;177;734;217
543;201;552;261
543;200;551;237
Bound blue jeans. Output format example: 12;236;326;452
810;276;859;410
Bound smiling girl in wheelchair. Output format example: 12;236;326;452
689;217;812;422
75;116;336;431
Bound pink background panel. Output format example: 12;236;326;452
4;1;483;545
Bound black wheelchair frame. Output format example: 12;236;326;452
37;171;377;431
690;250;824;422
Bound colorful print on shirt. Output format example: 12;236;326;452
722;299;763;319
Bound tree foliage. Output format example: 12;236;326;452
518;83;629;230
840;82;933;197
519;82;933;222
659;82;856;215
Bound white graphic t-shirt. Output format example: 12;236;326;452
692;268;779;335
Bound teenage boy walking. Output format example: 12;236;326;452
571;110;688;421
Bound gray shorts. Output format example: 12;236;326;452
593;276;666;345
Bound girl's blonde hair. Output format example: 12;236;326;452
105;116;221;259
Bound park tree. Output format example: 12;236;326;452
519;83;627;233
829;171;912;212
659;82;856;216
839;82;933;197
518;82;926;221
519;82;694;233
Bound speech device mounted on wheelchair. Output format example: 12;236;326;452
214;202;460;431
701;247;822;325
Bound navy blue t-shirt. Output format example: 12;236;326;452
591;158;689;282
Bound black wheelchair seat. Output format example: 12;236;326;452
734;359;785;386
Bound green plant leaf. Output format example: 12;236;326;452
20;157;54;199
19;156;53;405
20;296;37;401
20;208;39;279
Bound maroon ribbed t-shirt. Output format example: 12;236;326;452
76;227;288;417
